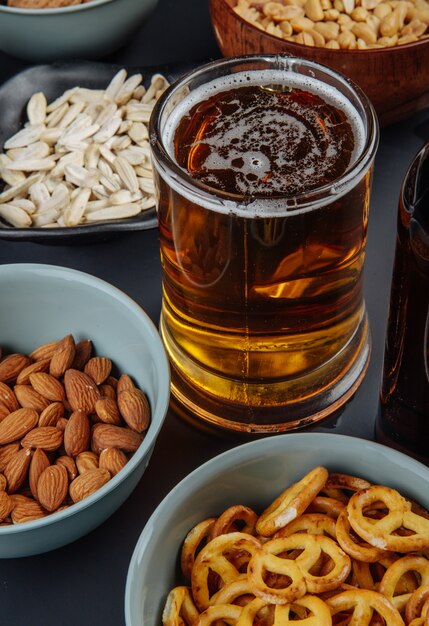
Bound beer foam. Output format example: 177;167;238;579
162;69;368;217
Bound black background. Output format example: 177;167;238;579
0;1;428;623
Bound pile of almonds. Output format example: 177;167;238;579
0;335;151;525
234;0;429;48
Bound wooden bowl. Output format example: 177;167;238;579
209;0;429;125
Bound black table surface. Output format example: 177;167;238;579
0;1;428;623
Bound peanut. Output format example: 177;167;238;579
233;0;428;48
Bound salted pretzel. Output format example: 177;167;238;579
196;603;242;626
378;555;429;613
406;585;429;623
191;532;261;610
306;496;345;519
248;533;351;603
210;505;258;540
274;513;337;541
326;473;372;494
235;595;332;625
326;589;405;626
209;575;258;607
181;517;217;580
256;466;328;537
347;486;429;552
162;586;200;626
336;507;392;563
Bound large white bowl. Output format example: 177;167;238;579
0;263;170;557
125;432;429;625
0;0;158;62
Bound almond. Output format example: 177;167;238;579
38;401;64;427
29;448;50;500
99;447;127;476
49;334;76;378
106;376;118;389
76;451;99;474
37;464;68;512
0;402;10;420
91;423;143;454
64;369;100;413
117;373;135;394
0;442;20;471
0;490;13;520
21;426;63;451
0;354;31;384
11;499;46;523
69;468;110;503
84;357;112;385
14;384;50;412
30;372;65;402
64;410;90;457
0;473;6;491
0;381;19;412
72;339;93;371
16;358;50;385
30;339;60;361
56;417;69;431
98;384;116;401
55;455;77;481
0;407;39;445
4;447;32;493
118;388;151;433
95;397;122;426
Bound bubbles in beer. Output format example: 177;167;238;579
173;84;356;197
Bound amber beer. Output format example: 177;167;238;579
150;56;378;432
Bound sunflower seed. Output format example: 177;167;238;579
27;92;47;126
0;173;42;203
105;69;127;102
6;157;56;172
85;202;141;222
0;203;32;227
113;156;139;193
4;124;45;150
63;187;91;226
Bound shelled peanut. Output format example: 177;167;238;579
0;336;151;524
234;0;429;48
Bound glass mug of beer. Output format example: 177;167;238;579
150;55;379;433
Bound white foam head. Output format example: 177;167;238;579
161;69;368;218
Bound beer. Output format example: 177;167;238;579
150;57;378;432
376;144;429;463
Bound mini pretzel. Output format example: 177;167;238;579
236;595;332;625
210;506;258;540
274;513;337;541
181;518;217;580
256;467;328;537
249;533;351;603
162;586;200;626
209;575;258;607
347;486;429;552
378;555;429;613
406;585;429;623
336;508;392;563
196;603;242;626
306;496;345;519
191;532;261;610
326;473;372;494
326;589;405;625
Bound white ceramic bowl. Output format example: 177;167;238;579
125;432;429;625
0;263;170;557
0;0;158;62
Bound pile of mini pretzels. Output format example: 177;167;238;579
162;466;429;625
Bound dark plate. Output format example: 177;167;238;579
0;60;195;244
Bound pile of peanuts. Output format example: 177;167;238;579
233;0;429;48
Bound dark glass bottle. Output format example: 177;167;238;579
376;143;429;464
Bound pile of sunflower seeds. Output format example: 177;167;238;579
0;69;169;228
